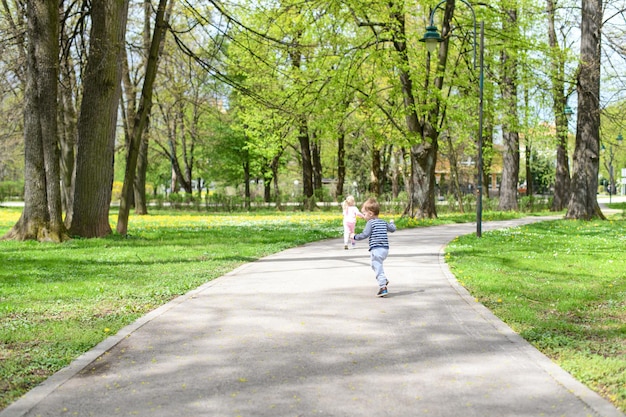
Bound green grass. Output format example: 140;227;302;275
1;205;623;413
445;218;626;412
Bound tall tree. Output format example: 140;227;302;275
4;0;68;242
117;0;169;235
498;4;520;211
386;0;452;218
119;0;153;216
546;0;572;211
0;1;27;184
288;23;316;210
566;0;603;219
58;13;80;218
68;1;129;237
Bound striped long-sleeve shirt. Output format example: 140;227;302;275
354;218;396;251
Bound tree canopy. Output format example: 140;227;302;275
0;0;625;240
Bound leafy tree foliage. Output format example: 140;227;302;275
2;0;626;241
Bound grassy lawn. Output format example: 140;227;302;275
1;205;624;413
445;215;626;413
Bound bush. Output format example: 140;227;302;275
0;181;24;201
167;192;183;209
153;194;165;209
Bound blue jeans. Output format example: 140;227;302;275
370;247;389;287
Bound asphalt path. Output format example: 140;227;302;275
1;216;624;417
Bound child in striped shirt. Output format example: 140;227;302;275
351;198;396;297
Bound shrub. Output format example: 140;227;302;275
0;181;24;201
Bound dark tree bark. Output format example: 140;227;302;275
132;0;155;215
371;146;382;195
526;142;533;200
68;0;129;237
243;157;251;210
482;104;495;199
336;128;346;199
168;117;193;195
311;133;323;196
296;119;315;209
270;153;282;209
133;134;149;214
390;149;403;199
263;164;271;202
566;0;604;220
498;7;520;211
117;0;169;235
288;21;314;210
547;0;571;211
58;9;80;217
334;98;351;200
445;133;465;213
390;0;454;218
4;0;68;242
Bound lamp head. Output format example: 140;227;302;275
563;105;573;120
420;25;443;53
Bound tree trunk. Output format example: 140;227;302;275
133;135;149;214
263;165;271;202
336;128;346;199
446;133;465;213
117;0;168;235
566;0;603;220
243;159;251;210
4;0;68;242
58;17;79;218
391;149;403;199
499;129;520;210
391;0;453;218
408;139;439;218
311;134;323;197
271;154;282;209
118;0;153;216
134;0;153;216
297;120;315;209
58;62;77;218
381;144;392;195
546;0;571;211
69;0;129;237
289;35;314;209
553;129;571;210
526;142;533;208
482;107;494;199
371;146;381;195
498;8;520;211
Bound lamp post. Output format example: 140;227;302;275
420;0;485;237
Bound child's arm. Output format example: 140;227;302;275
353;221;373;241
387;219;396;232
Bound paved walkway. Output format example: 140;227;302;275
2;217;624;417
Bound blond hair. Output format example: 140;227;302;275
341;195;356;212
361;197;380;216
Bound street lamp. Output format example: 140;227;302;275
564;104;574;120
421;0;485;237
